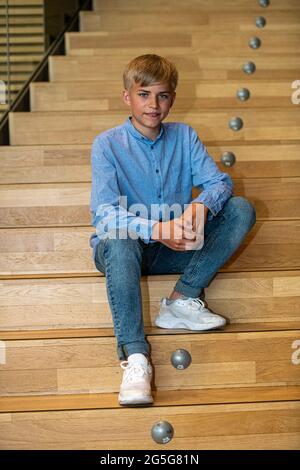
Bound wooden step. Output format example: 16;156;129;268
66;31;192;54
92;0;300;12
0;0;43;4
66;31;300;56
0;177;299;228
0;17;44;26
0;221;299;279
80;10;300;34
49;54;300;81
30;79;296;111
1;143;299;184
9;108;300;145
0;54;41;65
2;322;300;341
1;385;300;412
0;4;43;16
0;73;37;83
0;36;44;46
0;85;20;94
0;271;299;331
1;399;299;449
0;48;43;57
0;8;43;16
1;329;299;396
0;64;41;76
0;324;300;342
0;26;44;34
0;144;91;184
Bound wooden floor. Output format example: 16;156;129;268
0;0;300;450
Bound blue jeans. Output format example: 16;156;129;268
94;196;256;360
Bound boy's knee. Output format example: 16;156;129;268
227;196;256;227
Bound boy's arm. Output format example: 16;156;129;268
90;137;157;242
189;127;233;221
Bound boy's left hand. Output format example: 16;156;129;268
151;203;208;251
182;202;208;231
177;202;208;250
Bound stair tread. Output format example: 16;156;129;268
1;322;300;340
49;54;300;84
1;385;300;413
1;270;299;329
1;222;299;278
8;109;300;145
30;79;297;111
80;10;300;34
2;329;299;398
92;0;300;11
65;30;300;57
1;178;299;227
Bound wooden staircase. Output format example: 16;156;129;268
0;0;300;449
0;0;45;118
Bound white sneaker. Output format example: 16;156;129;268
118;353;153;406
155;297;226;331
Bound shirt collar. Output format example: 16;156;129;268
125;116;165;145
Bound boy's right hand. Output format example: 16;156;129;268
151;217;203;251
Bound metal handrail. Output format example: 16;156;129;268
5;0;11;107
0;0;92;145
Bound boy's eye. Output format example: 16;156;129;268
138;93;170;99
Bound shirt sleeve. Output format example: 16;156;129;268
189;126;234;220
90;137;157;243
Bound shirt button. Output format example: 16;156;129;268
156;169;159;173
158;194;161;198
151;145;154;149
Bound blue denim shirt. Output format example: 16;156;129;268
90;116;233;259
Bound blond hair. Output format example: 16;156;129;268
123;54;178;91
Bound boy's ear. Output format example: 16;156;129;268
122;89;131;107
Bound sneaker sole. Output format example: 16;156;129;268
118;394;154;406
155;315;226;331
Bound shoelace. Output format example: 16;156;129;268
120;361;149;384
187;298;206;310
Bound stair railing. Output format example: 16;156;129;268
0;0;92;145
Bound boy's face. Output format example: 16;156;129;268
123;81;176;140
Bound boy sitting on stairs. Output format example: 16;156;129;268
90;54;256;406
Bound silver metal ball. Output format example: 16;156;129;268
151;421;174;444
256;16;266;28
249;37;261;49
259;0;270;7
171;349;192;370
243;62;256;74
229;117;243;131
236;88;250;101
221;151;236;167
